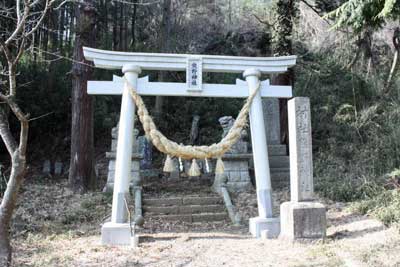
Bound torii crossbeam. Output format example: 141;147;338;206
83;47;297;245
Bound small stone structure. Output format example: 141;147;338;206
213;110;290;192
279;97;326;240
213;116;252;192
263;98;281;145
103;124;143;193
138;136;152;170
263;98;290;188
42;160;51;175
54;160;63;176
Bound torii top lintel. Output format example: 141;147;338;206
83;47;297;74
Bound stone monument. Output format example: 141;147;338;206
280;97;326;240
104;124;143;193
213;116;252;192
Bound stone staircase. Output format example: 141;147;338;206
142;177;230;223
143;194;229;223
266;144;290;188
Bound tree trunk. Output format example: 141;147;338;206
130;0;137;49
119;2;124;51
0;2;52;266
68;0;96;193
68;3;75;54
42;16;49;54
112;2;118;50
274;72;294;145
154;0;172;122
0;103;29;267
59;6;65;52
0;220;11;266
0;151;26;267
271;0;297;145
384;27;400;94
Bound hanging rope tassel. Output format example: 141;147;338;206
178;157;183;172
205;158;210;173
163;155;175;173
215;157;225;175
188;159;201;177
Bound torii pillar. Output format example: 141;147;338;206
245;69;279;238
101;65;141;245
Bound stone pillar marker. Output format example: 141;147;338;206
289;97;314;202
280;97;326;241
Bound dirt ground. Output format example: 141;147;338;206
9;178;400;267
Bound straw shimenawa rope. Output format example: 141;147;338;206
126;78;260;160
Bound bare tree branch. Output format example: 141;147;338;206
0;42;12;64
13;38;26;65
253;14;273;28
0;107;17;156
26;0;51;37
5;2;30;45
16;0;22;23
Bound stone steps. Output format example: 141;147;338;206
249;167;289;189
144;204;225;215
148;212;228;223
270;167;290;173
268;156;290;169
268;145;287;156
143;196;223;206
271;171;290;180
268;145;289;186
143;195;228;223
271;168;290;188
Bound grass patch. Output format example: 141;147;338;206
351;189;400;226
60;193;112;225
307;245;345;267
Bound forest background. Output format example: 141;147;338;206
1;0;400;205
1;0;397;198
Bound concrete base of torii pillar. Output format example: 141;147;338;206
102;222;138;246
249;217;281;239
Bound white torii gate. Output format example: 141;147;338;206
83;47;297;245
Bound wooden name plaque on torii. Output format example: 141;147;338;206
83;47;296;245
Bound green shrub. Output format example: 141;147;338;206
295;51;400;202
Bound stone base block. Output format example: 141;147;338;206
226;181;252;193
101;222;138;246
249;217;280;238
102;182;137;193
280;201;326;240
